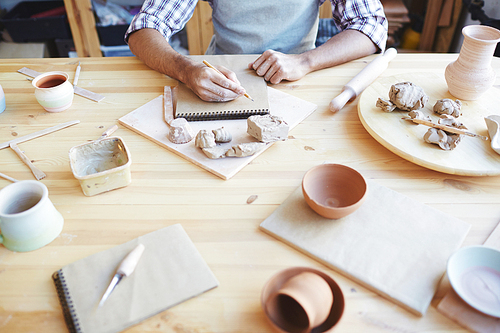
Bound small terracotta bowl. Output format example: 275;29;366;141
302;164;367;219
261;267;345;333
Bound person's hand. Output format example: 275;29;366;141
184;64;246;102
248;50;310;84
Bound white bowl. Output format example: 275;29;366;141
447;245;500;317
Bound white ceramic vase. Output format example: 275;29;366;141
32;71;74;112
0;181;64;252
445;25;500;101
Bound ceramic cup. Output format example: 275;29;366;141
32;71;74;112
0;84;5;114
265;271;334;333
0;180;64;252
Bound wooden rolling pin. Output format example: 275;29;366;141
330;48;397;113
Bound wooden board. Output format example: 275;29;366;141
358;73;500;176
119;87;317;180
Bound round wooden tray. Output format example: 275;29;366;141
358;72;500;176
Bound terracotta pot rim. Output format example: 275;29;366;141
261;266;345;333
302;164;367;210
32;71;69;89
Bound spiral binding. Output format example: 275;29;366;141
176;108;269;121
52;270;81;333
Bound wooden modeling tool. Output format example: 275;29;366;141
164;86;195;144
18;67;105;102
9;143;46;180
98;243;145;308
402;117;489;140
73;61;81;86
0;172;18;183
99;124;118;139
202;60;254;101
0;120;80;150
330;48;397;113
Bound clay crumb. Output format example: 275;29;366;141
212;127;232;143
408;110;432;122
438;114;467;129
423;127;462;151
195;130;216;149
388;82;429;111
433;99;462;118
246;195;258;204
376;98;396;112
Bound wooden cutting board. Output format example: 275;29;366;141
358;72;500;176
119;87;317;180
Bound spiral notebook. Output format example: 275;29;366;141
52;224;219;333
175;55;270;121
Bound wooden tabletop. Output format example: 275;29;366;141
0;54;499;332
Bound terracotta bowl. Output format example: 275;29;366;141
302;164;367;219
261;267;345;333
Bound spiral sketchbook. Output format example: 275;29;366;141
175;55;270;121
52;224;219;333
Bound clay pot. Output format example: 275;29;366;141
266;272;333;333
0;180;64;252
261;267;345;333
302;164;367;219
32;71;74;112
445;25;500;101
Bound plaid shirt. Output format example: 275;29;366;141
126;0;388;51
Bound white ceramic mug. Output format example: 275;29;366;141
32;71;74;112
0;181;64;252
0;84;5;114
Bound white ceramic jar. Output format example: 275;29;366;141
0;180;64;252
32;71;74;112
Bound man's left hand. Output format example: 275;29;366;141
248;50;310;84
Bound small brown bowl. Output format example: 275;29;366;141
261;267;345;333
302;164;367;219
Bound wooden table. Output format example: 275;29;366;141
0;54;499;332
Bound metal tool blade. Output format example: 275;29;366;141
98;273;123;307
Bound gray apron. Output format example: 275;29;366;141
205;0;321;55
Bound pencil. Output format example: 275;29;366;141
202;60;254;101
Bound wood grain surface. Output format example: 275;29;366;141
358;72;500;176
0;55;499;333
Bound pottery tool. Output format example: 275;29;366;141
402;117;489;140
330;48;397;113
9;143;46;180
98;243;145;308
0;172;18;183
163;86;195;144
0;120;80;150
73;61;81;86
99;124;118;139
202;60;254;101
17;67;105;102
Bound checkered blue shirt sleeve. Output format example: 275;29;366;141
330;0;388;51
125;0;199;42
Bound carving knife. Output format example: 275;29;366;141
98;243;145;308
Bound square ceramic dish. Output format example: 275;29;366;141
69;136;131;196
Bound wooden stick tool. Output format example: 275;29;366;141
403;117;489;140
9;143;46;180
330;48;397;113
0;120;80;150
202;60;254;101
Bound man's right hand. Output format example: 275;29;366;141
128;29;245;102
185;63;246;102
